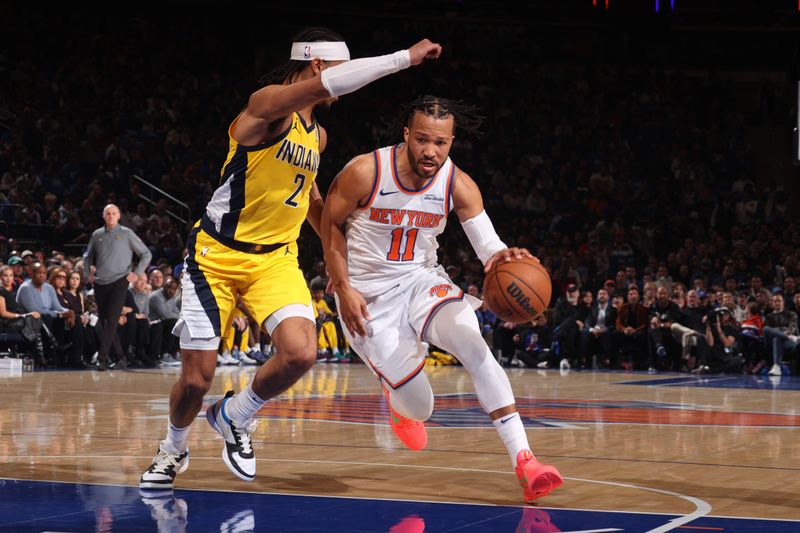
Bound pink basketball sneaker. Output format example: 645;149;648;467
515;450;563;502
383;387;427;451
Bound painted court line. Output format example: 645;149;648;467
567;476;710;532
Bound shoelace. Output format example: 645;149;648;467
231;420;259;455
151;450;184;474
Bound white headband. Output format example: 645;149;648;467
290;41;351;61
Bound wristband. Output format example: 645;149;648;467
461;210;506;266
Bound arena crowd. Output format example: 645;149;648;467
0;7;796;376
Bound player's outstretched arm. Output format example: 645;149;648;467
243;39;442;128
450;169;533;272
320;155;376;336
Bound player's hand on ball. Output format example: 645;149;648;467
337;285;371;337
408;39;442;65
484;247;536;273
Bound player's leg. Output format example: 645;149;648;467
205;311;316;481
337;288;430;450
140;229;236;491
206;245;317;480
252;313;317;399
421;297;563;501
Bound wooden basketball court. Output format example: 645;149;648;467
1;364;798;531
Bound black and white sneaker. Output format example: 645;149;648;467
206;390;257;481
139;443;190;490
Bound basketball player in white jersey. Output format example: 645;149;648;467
321;96;563;502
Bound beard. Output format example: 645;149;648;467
407;150;441;179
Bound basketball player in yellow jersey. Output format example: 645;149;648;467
140;27;442;491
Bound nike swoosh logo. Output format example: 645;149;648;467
500;414;518;424
379;189;399;196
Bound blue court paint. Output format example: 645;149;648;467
0;478;797;532
616;374;800;390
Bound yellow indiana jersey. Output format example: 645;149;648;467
204;112;320;245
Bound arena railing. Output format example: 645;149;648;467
132;175;191;226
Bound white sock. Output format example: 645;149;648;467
164;420;191;453
226;384;266;426
492;412;530;467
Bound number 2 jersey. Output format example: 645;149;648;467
345;143;456;297
204;112;320;245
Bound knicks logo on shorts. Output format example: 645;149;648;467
429;283;452;298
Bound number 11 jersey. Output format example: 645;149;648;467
345;143;456;297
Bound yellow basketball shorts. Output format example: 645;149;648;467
175;226;312;341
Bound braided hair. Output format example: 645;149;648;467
399;95;484;138
258;27;345;87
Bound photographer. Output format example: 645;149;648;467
698;307;742;374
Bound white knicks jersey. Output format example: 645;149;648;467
345;144;456;296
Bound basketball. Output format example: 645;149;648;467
483;257;551;324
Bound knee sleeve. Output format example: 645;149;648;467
385;371;434;422
425;301;515;413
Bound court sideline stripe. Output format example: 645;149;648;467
2;475;798;524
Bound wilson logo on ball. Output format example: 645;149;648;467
506;281;537;317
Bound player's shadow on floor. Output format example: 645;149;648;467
256;472;360;493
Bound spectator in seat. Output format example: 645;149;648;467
148;275;181;364
671;282;688;309
0;265;48;367
65;270;100;362
7;256;25;288
648;285;683;371
552;283;582;370
614;269;628;291
625;265;641;292
516;312;552;369
148;269;164;292
642;281;657;308
50;266;87;367
121;274;156;367
748;275;765;299
16;262;78;367
614;286;649;370
311;287;344;363
581;288;617;368
732;291;749;322
763;293;799;376
739;302;766;373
